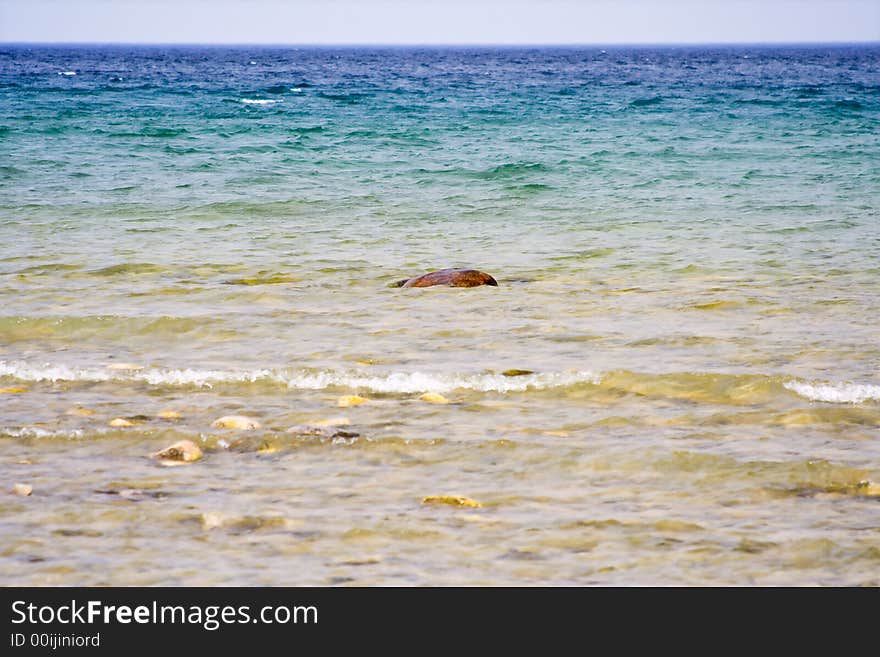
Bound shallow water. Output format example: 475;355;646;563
1;45;879;585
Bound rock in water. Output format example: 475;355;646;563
422;495;483;508
338;395;369;407
394;268;498;288
150;440;203;463
66;407;96;416
12;483;33;497
212;415;261;430
419;392;450;404
287;425;361;439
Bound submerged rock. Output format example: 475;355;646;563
150;439;203;464
393;268;498;288
0;387;27;394
860;481;880;497
95;486;167;502
287;425;361;439
105;363;144;371
212;415;261;430
199;512;287;533
419;392;450;404
502;369;534;377
422;495;483;508
109;414;151;427
12;483;33;497
338;395;369;407
66;407;96;416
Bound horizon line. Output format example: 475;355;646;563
2;39;879;48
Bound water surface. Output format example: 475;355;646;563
1;45;879;585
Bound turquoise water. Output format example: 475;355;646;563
1;45;879;585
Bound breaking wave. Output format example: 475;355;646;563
0;360;598;393
783;381;880;404
3;360;876;404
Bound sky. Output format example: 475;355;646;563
1;0;878;45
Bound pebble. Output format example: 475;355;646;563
150;440;202;463
201;512;224;530
157;410;182;419
502;369;534;377
338;395;369;407
419;392;450;404
12;483;33;497
211;415;261;430
422;495;483;508
108;418;135;427
105;363;144;371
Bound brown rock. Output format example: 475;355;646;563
394;268;498;288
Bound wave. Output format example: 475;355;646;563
240;98;280;105
783;381;880;404
317;92;368;104
0;360;598;393
0;316;208;342
88;262;168;276
470;162;549;180
1;427;85;439
630;96;664;107
2;360;876;404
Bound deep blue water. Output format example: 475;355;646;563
1;44;878;215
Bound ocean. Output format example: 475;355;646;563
1;44;878;585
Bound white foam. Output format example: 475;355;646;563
3;427;85;439
58;71;76;76
784;380;880;404
240;98;279;105
0;360;598;394
0;361;112;383
278;370;600;394
139;368;274;387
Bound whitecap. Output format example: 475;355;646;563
784;380;880;404
240;98;279;105
58;71;77;76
